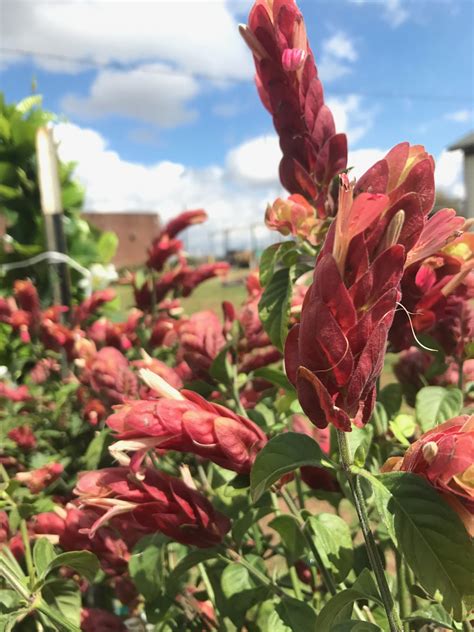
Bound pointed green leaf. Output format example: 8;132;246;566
367;471;474;621
250;433;334;501
415;386;463;432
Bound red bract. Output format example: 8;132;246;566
265;194;321;244
0;382;31;402
14;279;41;315
146;234;183;271
81;609;127;632
132;352;183;391
59;507;135;574
28;358;60;384
16;463;63;493
83;399;108;427
74;467;231;548
72;289;116;326
390;234;473;354
7;425;36;450
382;415;474;536
241;0;347;216
82;347;138;405
161;209;208;240
180;262;230;297
107;370;267;474
178;310;226;379
285;176;405;431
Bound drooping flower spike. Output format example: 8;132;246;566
106;369;267;474
73;466;230;548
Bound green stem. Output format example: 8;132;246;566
20;520;36;589
289;565;303;600
279;487;337;596
270;492;303;598
396;551;410;632
223;549;286;598
198;562;217;608
231;367;246;417
337;430;403;632
0;558;31;602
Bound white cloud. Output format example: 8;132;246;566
62;64;199;127
226;135;281;185
327;95;375;145
444;109;474;124
318;31;358;82
53;123;284;250
349;0;408;27
435;149;465;198
323;32;358;63
2;0;253;80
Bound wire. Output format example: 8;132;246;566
1;47;472;102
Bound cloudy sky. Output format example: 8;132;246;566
1;0;473;252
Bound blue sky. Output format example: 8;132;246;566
1;0;473;250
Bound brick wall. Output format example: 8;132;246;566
83;212;161;268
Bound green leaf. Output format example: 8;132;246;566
415;386;463;432
346;424;373;467
166;549;218;596
250;432;333;501
82;429;111;470
388;414;416;447
258;266;293;350
378;383;402;419
404;604;455;629
260;244;282;287
40;580;81;631
0;185;21;200
210;347;232;384
259;242;295;287
0;116;11;140
308;513;353;582
34;538;56;579
333;618;383;632
268;515;304;564
368;471;474;621
129;534;167;600
275;597;317;632
44;551;99;583
316;569;383;630
232;506;274;547
221;563;254;598
253;367;294;391
96;231;118;263
16;95;42;114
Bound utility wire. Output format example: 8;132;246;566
0;47;472;102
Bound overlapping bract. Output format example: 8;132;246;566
241;0;347;218
382;415;474;536
285;142;464;431
106;378;267;474
74;467;230;548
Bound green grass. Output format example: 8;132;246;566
112;268;248;319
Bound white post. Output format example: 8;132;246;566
36;127;72;308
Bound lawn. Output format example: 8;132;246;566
112;267;249;319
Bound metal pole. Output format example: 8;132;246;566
36;127;72;309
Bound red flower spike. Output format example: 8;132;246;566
242;0;347;217
73;467;230;548
107;370;267;474
382;415;474;536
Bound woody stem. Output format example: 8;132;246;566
336;429;403;632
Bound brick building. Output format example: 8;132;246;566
83;212;161;268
